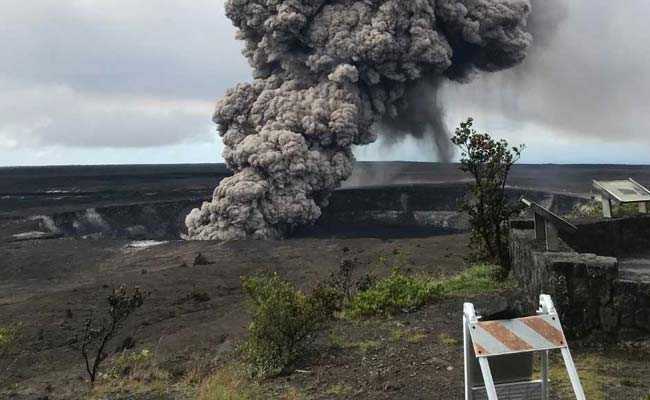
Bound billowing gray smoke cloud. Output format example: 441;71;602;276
186;0;533;240
379;77;454;162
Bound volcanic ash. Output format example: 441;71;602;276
186;0;533;240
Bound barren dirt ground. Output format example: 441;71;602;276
1;234;649;400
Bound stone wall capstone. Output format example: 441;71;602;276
510;226;650;341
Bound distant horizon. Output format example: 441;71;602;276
3;160;650;169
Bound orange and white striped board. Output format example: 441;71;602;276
468;314;567;358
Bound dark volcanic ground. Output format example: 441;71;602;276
0;234;477;399
2;236;649;399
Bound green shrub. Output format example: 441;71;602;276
346;268;442;318
0;323;21;354
0;323;23;384
346;264;511;318
241;274;339;378
437;264;513;297
570;200;642;218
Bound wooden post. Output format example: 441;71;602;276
639;202;648;214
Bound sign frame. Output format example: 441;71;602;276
463;295;585;400
593;178;650;218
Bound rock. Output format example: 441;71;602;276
193;253;210;266
599;306;619;332
383;382;401;392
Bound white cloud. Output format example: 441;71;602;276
0;0;249;160
0;0;250;100
0;82;216;148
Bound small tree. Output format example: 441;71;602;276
78;285;145;385
325;258;375;307
451;118;524;279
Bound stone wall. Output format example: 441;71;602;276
561;214;650;258
614;280;650;339
510;227;650;341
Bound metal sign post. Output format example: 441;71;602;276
521;198;578;251
463;295;585;400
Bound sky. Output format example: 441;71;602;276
1;0;649;166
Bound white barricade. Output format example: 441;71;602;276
464;295;585;400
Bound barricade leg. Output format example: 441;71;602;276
560;348;586;400
478;357;498;400
464;314;473;400
541;350;549;400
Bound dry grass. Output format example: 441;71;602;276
549;350;650;400
197;364;261;400
391;326;427;344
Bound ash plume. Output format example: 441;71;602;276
186;0;534;241
379;77;453;162
446;0;650;149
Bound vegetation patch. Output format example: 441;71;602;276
550;353;612;400
105;348;154;379
0;323;22;358
197;365;261;400
328;330;382;354
0;323;23;385
438;333;460;347
570;200;643;219
353;339;383;353
0;324;21;351
326;383;355;398
346;264;510;318
241;274;339;378
391;326;427;344
437;263;513;297
346;268;442;318
548;350;650;400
